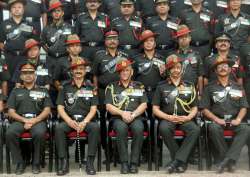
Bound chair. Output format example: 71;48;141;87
5;116;53;173
154;114;203;171
54;110;102;172
105;111;152;171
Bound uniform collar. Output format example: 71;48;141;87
10;17;25;25
143;51;157;60
106;49;119;56
167;77;185;87
177;47;192;54
118;80;133;88
71;79;86;87
216;79;233;87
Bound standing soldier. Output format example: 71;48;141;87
13;38;51;89
200;56;249;173
134;30;165;102
75;0;109;62
145;0;180;57
105;59;147;174
0;0;36;89
204;33;244;86
172;25;204;95
41;0;73;78
215;0;250;55
55;58;100;175
24;0;47;35
152;54;200;174
6;62;52;175
111;0;143;57
180;0;215;58
53;34;86;91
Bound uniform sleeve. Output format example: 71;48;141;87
197;54;205;77
140;85;148;104
104;84;113;105
56;88;65;106
43;89;53;107
199;85;211;109
0;61;10;81
7;89;17;110
91;53;100;75
152;85;161;106
91;94;99;106
239;86;249;108
0;21;6;43
214;15;224;36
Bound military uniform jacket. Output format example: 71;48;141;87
0;18;36;51
180;7;214;43
173;48;204;85
204;53;244;82
200;80;249;119
56;81;99;118
134;52;165;89
41;22;73;57
240;42;250;78
215;11;250;52
75;11;109;44
105;81;148;111
92;49;128;89
7;86;52;115
145;15;179;48
0;58;10;101
111;15;143;46
152;79;197;116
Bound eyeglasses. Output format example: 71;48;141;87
21;71;35;75
217;64;229;70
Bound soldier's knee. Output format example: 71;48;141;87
159;122;173;136
208;123;222;133
5;129;17;139
89;122;100;133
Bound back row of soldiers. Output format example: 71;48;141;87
0;0;250;176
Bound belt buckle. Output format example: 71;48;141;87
195;41;200;46
16;51;20;56
73;115;83;121
89;42;96;47
23;113;35;118
146;86;152;92
55;53;59;57
161;45;167;50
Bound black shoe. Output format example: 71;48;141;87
86;156;96;175
176;162;187;173
15;163;26;175
120;162;129;174
227;160;236;173
166;160;179;174
32;164;40;174
129;163;138;174
216;158;230;174
57;158;68;176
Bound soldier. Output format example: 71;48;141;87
180;0;215;58
145;0;180;57
111;0;143;57
0;0;36;89
200;56;249;173
53;34;86;91
204;33;243;86
75;0;109;62
55;58;100;175
134;30;165;102
5;62;52;175
13;38;51;89
171;25;204;95
135;0;156;20
152;54;200;174
24;0;47;35
41;0;73;78
105;59;147;174
215;0;250;55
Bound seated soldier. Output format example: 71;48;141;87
6;62;52;175
152;54;200;174
105;58;147;174
55;57;100;176
200;56;250;173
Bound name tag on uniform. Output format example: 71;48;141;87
200;13;211;22
63;28;72;35
129;21;141;28
65;0;71;2
189;57;197;64
229;89;243;97
179;87;192;95
30;91;46;99
242;0;250;5
77;89;93;98
184;0;192;5
31;0;41;4
240;17;250;26
125;88;143;96
167;21;178;30
36;68;48;76
230;21;239;29
19;24;33;33
97;20;106;28
216;0;228;8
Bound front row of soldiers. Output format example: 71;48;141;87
2;49;249;175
